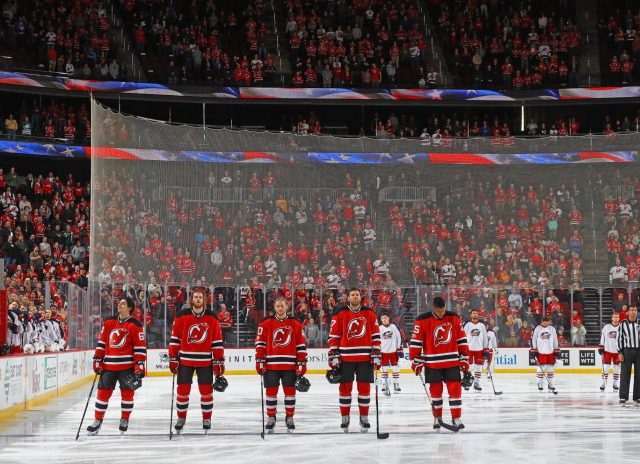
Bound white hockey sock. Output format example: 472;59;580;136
602;364;610;382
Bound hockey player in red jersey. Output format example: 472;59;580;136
328;288;381;432
169;290;225;433
88;298;147;435
410;296;469;430
255;297;308;433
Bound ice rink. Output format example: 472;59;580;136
1;373;639;464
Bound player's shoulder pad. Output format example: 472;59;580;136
415;311;433;321
204;309;218;319
445;311;460;318
176;308;192;318
333;305;349;315
104;315;118;321
128;317;143;328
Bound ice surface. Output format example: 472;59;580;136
1;373;639;464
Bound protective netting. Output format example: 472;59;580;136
91;100;640;154
90;98;640;348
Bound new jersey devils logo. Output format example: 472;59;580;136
109;328;128;349
347;317;367;340
272;326;293;348
434;323;453;347
187;323;209;344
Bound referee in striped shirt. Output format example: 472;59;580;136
617;306;640;406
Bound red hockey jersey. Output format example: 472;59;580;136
329;305;381;362
169;308;224;367
95;316;147;371
410;311;469;369
255;316;307;370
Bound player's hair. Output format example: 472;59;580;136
274;296;290;307
348;287;361;295
379;312;390;322
124;297;135;311
433;296;445;309
541;315;551;322
191;289;205;298
470;309;478;314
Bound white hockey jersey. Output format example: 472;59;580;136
464;321;488;351
532;324;558;354
599;323;620;354
379;323;403;353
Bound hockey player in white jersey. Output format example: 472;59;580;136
531;316;559;392
599;312;621;391
464;310;488;391
379;313;404;395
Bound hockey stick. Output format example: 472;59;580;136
418;371;459;432
485;356;503;396
75;374;98;441
169;373;176;440
373;367;390;439
535;359;558;395
259;370;265;440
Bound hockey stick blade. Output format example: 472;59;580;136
260;431;265;440
494;391;503;395
438;419;459;433
377;432;390;439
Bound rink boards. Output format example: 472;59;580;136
0;347;607;418
0;350;93;419
144;347;605;375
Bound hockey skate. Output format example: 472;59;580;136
285;416;295;433
119;419;128;434
174;418;186;434
433;417;441;430
452;419;465;430
359;415;370;433
382;380;391;397
203;419;211;433
600;381;606;392
620;399;627;406
87;419;102;436
266;416;276;434
537;382;543;391
613;383;619;391
473;382;482;391
548;384;557;393
393;383;401;393
340;415;350;433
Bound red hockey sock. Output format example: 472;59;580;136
356;381;371;416
120;389;134;420
339;382;353;416
283;386;296;417
176;383;192;419
95;388;114;420
198;383;214;420
266;386;279;417
429;382;443;418
445;381;462;419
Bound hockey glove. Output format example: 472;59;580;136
297;361;307;377
529;348;538;356
212;359;225;376
459;358;470;373
598;346;604;356
169;357;179;374
256;358;266;375
411;359;425;376
371;349;382;369
93;357;104;375
396;348;405;359
553;349;561;356
328;349;341;369
135;361;146;378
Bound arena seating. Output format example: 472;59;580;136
283;0;430;87
118;0;279;85
0;0;124;79
427;0;582;88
